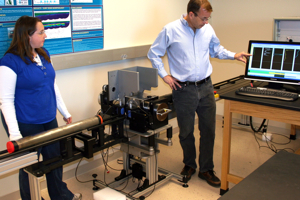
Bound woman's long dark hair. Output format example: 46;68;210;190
5;15;50;64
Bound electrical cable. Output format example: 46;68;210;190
262;125;295;153
97;104;114;116
250;116;266;132
129;99;148;115
117;159;123;164
258;132;295;153
127;179;143;196
101;149;109;186
100;147;126;188
252;121;295;153
101;148;123;171
73;108;122;186
137;106;148;115
74;157;95;184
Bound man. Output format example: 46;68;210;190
147;0;251;187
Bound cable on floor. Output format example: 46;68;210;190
252;120;295;153
74;157;95;184
250;116;266;132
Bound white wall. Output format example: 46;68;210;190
104;0;185;49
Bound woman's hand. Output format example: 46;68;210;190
63;116;72;124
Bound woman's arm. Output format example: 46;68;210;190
54;80;72;124
0;66;23;140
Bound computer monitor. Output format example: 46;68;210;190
245;40;300;91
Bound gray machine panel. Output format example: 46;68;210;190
108;70;139;101
123;66;158;93
108;66;158;101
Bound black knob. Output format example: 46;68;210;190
92;174;98;178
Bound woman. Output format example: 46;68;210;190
0;16;82;200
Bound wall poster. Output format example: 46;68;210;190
0;0;103;57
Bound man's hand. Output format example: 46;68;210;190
234;51;252;64
163;75;181;90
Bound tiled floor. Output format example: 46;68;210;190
41;119;300;200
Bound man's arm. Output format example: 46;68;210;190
148;28;181;90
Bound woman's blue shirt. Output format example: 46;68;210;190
1;49;57;124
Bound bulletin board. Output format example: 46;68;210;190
0;0;104;57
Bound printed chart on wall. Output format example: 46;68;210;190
0;0;103;57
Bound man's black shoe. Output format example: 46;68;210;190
180;165;195;181
198;170;221;187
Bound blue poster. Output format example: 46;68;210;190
0;0;103;58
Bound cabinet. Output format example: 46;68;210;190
273;17;300;42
